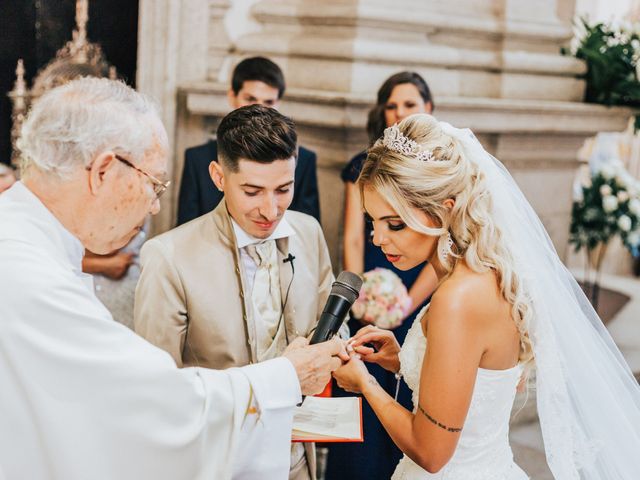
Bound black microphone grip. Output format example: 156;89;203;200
309;295;352;344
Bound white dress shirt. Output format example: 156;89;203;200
231;218;307;472
232;217;296;300
232;217;296;359
0;182;301;480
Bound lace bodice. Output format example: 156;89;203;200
392;306;529;480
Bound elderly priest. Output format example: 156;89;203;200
0;77;346;480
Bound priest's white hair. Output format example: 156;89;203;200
17;77;167;180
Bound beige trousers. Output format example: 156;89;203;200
289;449;312;480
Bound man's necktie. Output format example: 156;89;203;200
246;240;282;341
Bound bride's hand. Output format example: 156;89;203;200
333;353;372;394
349;325;401;373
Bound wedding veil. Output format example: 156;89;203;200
439;122;640;479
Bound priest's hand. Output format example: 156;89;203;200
283;337;349;396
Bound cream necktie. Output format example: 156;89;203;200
246;240;282;343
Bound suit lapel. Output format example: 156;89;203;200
276;236;296;342
211;202;257;363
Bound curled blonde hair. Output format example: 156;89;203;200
358;114;533;366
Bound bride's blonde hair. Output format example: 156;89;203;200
358;114;533;365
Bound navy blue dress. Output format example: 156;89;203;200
325;152;428;480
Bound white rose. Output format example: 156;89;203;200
618;215;632;232
629;198;640;216
617;190;630;202
573;186;584;203
627;230;640;247
600;184;613;197
603;195;619;213
599;164;616;180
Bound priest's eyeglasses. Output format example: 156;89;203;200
114;154;170;199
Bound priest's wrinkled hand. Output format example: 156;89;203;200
283;337;349;395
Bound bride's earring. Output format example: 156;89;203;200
439;232;454;260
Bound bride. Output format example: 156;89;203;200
333;114;640;479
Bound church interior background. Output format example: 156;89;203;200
0;0;138;165
3;1;640;478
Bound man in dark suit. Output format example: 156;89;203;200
177;57;320;225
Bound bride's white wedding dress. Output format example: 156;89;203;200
391;306;529;480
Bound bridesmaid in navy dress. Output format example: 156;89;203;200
326;72;437;480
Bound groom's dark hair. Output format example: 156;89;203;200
216;104;298;172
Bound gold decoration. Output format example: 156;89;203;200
7;0;118;167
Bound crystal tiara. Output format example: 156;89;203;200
382;124;434;162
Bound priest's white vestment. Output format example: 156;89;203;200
0;182;300;480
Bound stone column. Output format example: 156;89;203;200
137;0;229;234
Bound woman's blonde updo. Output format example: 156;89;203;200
358;114;533;366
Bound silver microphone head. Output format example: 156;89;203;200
331;271;363;304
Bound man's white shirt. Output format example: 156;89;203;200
232;216;296;297
231;217;308;471
231;217;296;355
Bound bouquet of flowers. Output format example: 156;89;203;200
351;268;412;329
570;159;640;257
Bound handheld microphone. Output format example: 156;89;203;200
310;271;363;344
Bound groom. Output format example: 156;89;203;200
135;104;340;479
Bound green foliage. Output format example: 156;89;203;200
564;18;640;125
570;164;640;256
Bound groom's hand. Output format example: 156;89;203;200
283;337;349;395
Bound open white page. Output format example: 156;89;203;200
292;396;362;442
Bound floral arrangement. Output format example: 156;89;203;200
351;268;412;329
570;160;640;257
562;18;640;128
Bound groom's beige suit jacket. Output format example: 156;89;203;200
134;201;334;479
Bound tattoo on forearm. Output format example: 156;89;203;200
367;376;378;387
418;404;462;433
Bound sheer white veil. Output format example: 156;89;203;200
438;122;640;478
